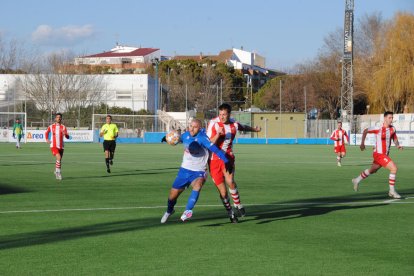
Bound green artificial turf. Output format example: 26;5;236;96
0;143;413;275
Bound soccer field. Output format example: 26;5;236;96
0;143;413;275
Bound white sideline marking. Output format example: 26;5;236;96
383;199;400;204
0;159;372;166
0;200;412;215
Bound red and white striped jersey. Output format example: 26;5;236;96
206;116;235;136
330;128;349;147
367;125;397;155
45;123;69;149
207;117;245;160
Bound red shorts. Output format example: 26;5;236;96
51;147;64;157
334;145;346;153
373;153;392;167
209;157;234;186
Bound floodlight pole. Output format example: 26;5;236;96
340;0;354;131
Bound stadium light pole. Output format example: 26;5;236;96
152;58;160;132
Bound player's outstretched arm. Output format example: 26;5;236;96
208;144;229;163
242;124;261;133
198;133;229;163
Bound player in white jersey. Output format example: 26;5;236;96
352;111;403;199
161;119;230;223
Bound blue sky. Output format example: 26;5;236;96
1;0;413;70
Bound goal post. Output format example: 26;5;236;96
0;112;27;143
92;114;168;139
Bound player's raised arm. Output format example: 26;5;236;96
238;123;261;133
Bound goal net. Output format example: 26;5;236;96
92;114;172;138
0;112;27;143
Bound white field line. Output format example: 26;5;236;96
0;200;412;215
383;199;400;204
0;159;373;165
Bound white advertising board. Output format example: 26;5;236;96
351;134;414;147
5;130;94;143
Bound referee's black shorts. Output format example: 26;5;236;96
103;140;116;152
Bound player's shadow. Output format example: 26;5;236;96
63;167;178;180
1;189;412;250
0;162;51;167
0;217;161;250
200;188;414;227
0;183;31;195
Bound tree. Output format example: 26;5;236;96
19;52;105;121
0;35;28;73
150;59;247;116
363;12;414;113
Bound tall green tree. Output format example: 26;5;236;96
364;12;414;113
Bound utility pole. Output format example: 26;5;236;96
152;58;160;132
279;79;282;137
340;0;354;131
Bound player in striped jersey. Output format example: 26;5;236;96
45;113;70;180
352;111;403;199
207;103;261;220
330;121;349;166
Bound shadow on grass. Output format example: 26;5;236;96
63;167;178;180
0;162;52;167
200;188;414;227
0;184;31;195
0;189;413;250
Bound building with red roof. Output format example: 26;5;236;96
74;44;160;73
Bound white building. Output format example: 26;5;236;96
0;74;157;113
102;74;156;112
74;45;160;73
228;48;267;72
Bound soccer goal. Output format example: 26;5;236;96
0;112;27;143
92;114;171;138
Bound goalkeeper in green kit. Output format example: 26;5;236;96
12;118;24;149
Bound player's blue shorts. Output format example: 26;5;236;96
172;167;207;189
